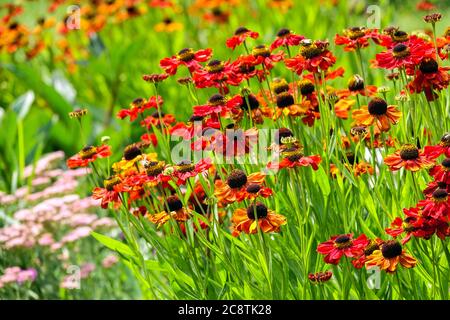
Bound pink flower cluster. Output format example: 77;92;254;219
0;267;37;289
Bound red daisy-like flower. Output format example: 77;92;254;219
226;26;259;50
285;39;336;74
231;54;266;81
140;111;175;129
92;176;122;209
270;28;305;50
417;188;450;221
67;144;111;169
424;133;450;158
385;216;418;245
250;45;285;70
172;158;212;185
334;27;379;51
160;47;213;75
373;35;435;70
267;147;321;171
423;180;449;198
193;94;243;117
429;158;450;185
317;233;369;265
408;58;450;101
117;96;163;122
384;144;435;172
193;59;241;90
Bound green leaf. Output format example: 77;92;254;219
91;232;135;257
315;166;331;196
11;91;34;120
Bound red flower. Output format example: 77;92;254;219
226;26;259;50
231;54;266;81
334;27;379;51
268;147;321;171
423;180;449;198
140;112;175;129
193;59;241;90
424;133;450;158
270;28;305;50
117;96;163;122
317;234;369;265
92;176;122;209
417;188;450;221
385;217;418;245
430;158;450;184
285;39;336;74
193;94;243;117
384;144;435;172
374;36;434;70
251;45;284;70
160;48;212;75
172;158;212;185
408;58;450;101
140;133;158;147
67;145;111;169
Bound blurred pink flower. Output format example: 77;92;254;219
102;255;119;268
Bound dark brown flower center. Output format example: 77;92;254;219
177;48;195;62
432;188;448;201
442;158;450;169
299;41;322;59
345;27;366;40
208;93;226;105
104;176;121;191
124;144;142;161
272;79;290;95
402;217;417;232
364;240;380;256
226;169;248;188
240;94;260;110
239;63;256;74
145;161;165;176
276;128;294;144
392;43;410;58
277;28;291;37
234;26;249;35
175;160;196;173
131;98;145;108
246;202;268;219
440;133;450;147
368;98;388;115
350;126;368;137
167;195;183;212
419;59;439;74
344;152;356;165
381;240;402;259
282;147;304;162
392;30;409;42
276;92;295;108
79;146;97;159
348;74;365;91
298;80;315;95
252;45;270;58
246;183;261;194
399;144;419;160
189;115;204;122
334;235;352;249
206;60;225;73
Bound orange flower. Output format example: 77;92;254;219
365;240;417;273
67;145;111;169
146;195;191;228
352;97;401;132
384;144;435;172
231;203;286;236
214;169;266;205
